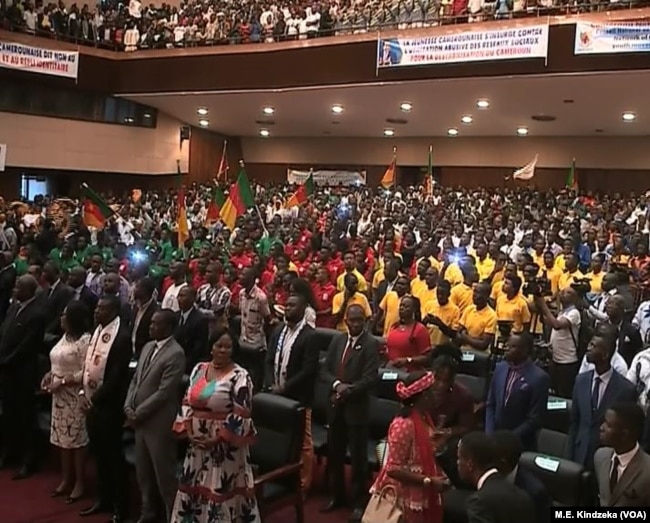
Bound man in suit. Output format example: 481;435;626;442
174;286;209;373
492;430;552;523
79;295;132;522
0;251;17;320
43;261;75;347
68;265;99;320
567;327;637;468
0;275;45;479
605;295;643;367
457;431;535;523
130;277;158;360
320;304;380;522
102;272;132;324
485;332;550;451
125;309;185;523
594;401;650;506
265;293;319;493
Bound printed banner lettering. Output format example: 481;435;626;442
574;21;650;55
287;169;366;186
0;144;5;172
377;25;549;67
0;41;79;79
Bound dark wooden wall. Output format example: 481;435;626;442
188;129;244;184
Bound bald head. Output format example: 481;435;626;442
68;265;87;288
15;274;38;302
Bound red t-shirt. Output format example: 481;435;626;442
230;254;252;271
386;322;431;372
313;281;337;328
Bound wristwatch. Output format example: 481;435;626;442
78;389;85;396
422;476;432;486
407;357;413;364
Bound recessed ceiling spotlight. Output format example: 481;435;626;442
259;129;270;137
198;119;209;127
447;128;459;137
197;108;208;116
461;115;473;124
331;104;344;115
383;129;395;137
622;112;636;122
143;113;151;119
477;99;490;109
400;102;413;112
517;126;529;136
262;106;275;115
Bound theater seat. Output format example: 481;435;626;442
455;373;487;404
312;328;340;353
234;341;265;392
364;396;399;471
458;349;490;378
376;367;409;401
537;428;567;458
250;393;306;523
543;396;572;433
519;451;595;507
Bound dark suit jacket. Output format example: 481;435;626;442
130;300;158;359
467;473;535;523
174;307;209;373
486;360;550;451
594;446;650;507
0;299;45;372
373;279;391;312
0;264;16;320
321;330;380;426
567;369;637;467
45;282;75;336
90;324;132;419
617;322;643;367
76;285;98;319
515;467;551;523
264;323;319;406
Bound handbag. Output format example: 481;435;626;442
361;485;403;523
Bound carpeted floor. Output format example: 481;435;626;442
0;463;350;523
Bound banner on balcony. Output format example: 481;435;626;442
377;25;549;67
574;21;650;55
0;144;6;172
0;41;79;79
287;169;366;186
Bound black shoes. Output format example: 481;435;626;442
320;497;346;513
80;502;111;517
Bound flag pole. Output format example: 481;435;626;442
217;139;228;183
392;145;397;189
240;159;268;233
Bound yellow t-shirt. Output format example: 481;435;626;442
410;278;427;301
379;290;401;337
460;305;497;350
332;291;372;331
541;267;561;295
476;257;496;282
450;283;474;315
444;263;464;287
525;295;544;335
372;268;385;290
423;300;461;347
532;253;545;270
337;269;369;293
414;256;441;273
554;254;567;272
558;269;582;292
585;271;604;294
496;294;532;333
417;287;438;311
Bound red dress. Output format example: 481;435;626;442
386;322;431;372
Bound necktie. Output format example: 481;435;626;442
610;456;620;494
179;314;185;328
143;344;159;372
337;338;354;379
591;376;602;411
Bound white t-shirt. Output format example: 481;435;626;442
579;351;629;377
24;10;37;31
627;348;650;411
549;307;581;364
162;282;188;312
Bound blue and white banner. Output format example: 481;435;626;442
574;21;650;55
0;41;79;79
287;169;366;186
377;25;549;67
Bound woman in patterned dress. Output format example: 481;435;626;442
41;300;91;503
171;327;260;523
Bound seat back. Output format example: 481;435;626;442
312;328;340;354
458;349;490;378
368;396;399;441
455;373;487;404
376;367;410;401
235;341;265;392
251;393;305;475
537;428;568;459
519;451;593;507
543;396;572;433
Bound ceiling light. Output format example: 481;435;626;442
143;113;151;119
622;112;636;122
383;129;395;137
259;129;270;137
517;126;529;136
477;99;490;109
400;102;413;112
197;108;208;116
331;104;344;115
461;115;473;124
262;106;275;115
198;119;209;127
447;128;459;137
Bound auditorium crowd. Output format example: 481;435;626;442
1;180;650;523
0;0;641;51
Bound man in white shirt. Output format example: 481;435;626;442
161;262;187;312
631;299;650;344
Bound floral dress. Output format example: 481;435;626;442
171;363;260;523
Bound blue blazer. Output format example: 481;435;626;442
486;360;550;451
566;369;637;467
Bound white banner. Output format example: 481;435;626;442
0;41;79;79
0;144;6;172
574;21;650;55
377;25;549;67
287;169;366;186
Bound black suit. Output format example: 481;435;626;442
0;298;45;467
515;468;551;523
174;308;209;374
130;301;158;360
616;322;643;367
86;323;132;517
264;323;319;406
75;285;99;320
321;330;379;508
0;264;16;320
467;473;535;523
44;282;75;340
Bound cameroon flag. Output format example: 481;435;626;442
566;158;578;191
221;162;255;230
286;173;314;208
380;147;397;189
205;185;227;225
176;160;190;247
81;183;114;229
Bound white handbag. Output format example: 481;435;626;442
361;485;403;523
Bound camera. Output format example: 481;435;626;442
523;275;552;297
497;320;514;340
570;277;592;296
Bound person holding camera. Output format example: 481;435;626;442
534;287;581;398
495;275;531;334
